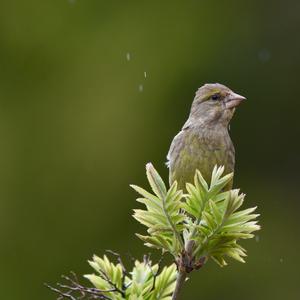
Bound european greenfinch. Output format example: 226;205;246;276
167;83;246;190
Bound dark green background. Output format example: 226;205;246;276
1;1;299;299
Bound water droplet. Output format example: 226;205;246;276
138;84;144;92
258;48;271;63
279;258;283;263
144;71;147;78
126;52;131;61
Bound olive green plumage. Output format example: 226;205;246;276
167;83;246;191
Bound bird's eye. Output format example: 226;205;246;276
211;94;220;100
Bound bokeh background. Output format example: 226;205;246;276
1;0;299;299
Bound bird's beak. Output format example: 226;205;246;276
225;92;246;109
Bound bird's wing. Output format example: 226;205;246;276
166;130;184;168
166;119;192;167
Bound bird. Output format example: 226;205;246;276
167;83;246;191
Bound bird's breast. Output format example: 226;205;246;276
168;125;235;189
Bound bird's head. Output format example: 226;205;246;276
189;83;246;127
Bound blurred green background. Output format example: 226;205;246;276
0;0;299;299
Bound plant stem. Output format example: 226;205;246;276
172;270;187;300
172;239;194;300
